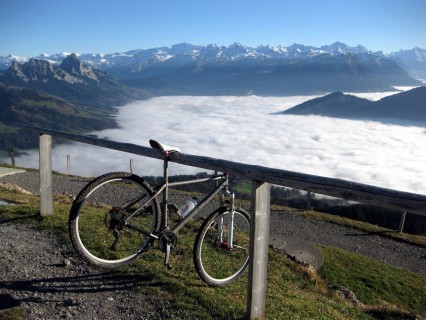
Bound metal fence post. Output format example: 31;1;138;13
247;180;271;319
39;134;54;216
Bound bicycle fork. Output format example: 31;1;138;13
217;192;236;249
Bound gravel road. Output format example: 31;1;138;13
0;224;164;319
1;171;425;319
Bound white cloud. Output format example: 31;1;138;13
11;93;426;195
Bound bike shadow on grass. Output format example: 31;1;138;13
0;213;38;225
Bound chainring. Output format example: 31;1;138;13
158;230;178;252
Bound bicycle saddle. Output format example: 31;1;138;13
149;139;181;153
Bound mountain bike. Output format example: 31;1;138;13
68;139;250;286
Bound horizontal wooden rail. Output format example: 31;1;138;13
25;125;426;217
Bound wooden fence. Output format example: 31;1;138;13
28;125;426;320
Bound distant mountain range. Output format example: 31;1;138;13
3;53;148;108
389;48;426;80
0;54;142;151
280;86;426;122
0;42;425;152
1;42;425;96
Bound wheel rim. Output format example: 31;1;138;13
198;211;250;284
74;178;157;265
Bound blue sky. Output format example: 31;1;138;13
1;0;425;57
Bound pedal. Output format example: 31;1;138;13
164;242;173;270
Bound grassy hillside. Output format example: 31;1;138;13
0;84;117;151
0;185;424;319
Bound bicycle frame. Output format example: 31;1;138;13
124;156;232;241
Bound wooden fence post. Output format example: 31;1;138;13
398;211;407;233
130;159;134;174
247;180;271;319
67;154;71;176
10;148;16;167
39;134;54;216
306;190;312;210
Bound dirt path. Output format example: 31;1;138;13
0;223;165;319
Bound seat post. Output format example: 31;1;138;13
162;157;169;229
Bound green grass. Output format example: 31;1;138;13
0;307;27;320
1;188;425;319
234;179;252;194
319;246;426;315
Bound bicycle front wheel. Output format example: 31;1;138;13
69;172;161;268
194;207;250;286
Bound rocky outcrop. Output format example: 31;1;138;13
6;56;93;84
59;53;98;81
2;54;148;109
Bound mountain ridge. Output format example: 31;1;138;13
280;86;426;122
0;54;146;152
1;42;425;80
0;41;412;69
2;54;149;108
1;42;423;96
2;42;373;69
0;42;405;66
390;47;426;79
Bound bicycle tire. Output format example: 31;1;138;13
69;172;161;268
193;207;250;286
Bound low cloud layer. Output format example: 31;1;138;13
12;91;426;195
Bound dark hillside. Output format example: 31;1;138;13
0;84;117;151
373;86;426;120
281;86;426;121
279;92;372;117
0;54;151;152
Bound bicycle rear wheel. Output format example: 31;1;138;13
69;172;160;267
194;207;250;286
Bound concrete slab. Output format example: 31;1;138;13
269;236;324;271
0;167;26;178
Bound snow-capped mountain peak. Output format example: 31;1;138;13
413;47;426;61
320;42;370;55
0;42;379;70
0;54;27;66
1;42;425;79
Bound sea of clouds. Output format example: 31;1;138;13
10;88;426;195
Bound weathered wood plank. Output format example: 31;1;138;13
170;154;426;216
24;125;161;161
24;125;426;216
